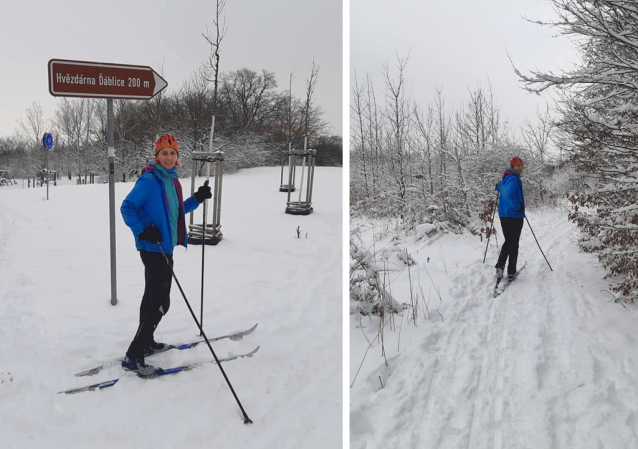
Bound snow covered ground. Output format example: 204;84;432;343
0;166;342;448
350;205;638;449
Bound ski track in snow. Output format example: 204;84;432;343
350;206;638;449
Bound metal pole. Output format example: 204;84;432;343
107;99;118;306
201;169;210;337
307;151;316;204
279;145;287;186
200;195;207;336
287;153;295;203
211;158;219;229
156;243;253;424
525;216;554;271
190;160;196;226
483;191;499;264
214;156;223;227
297;156;306;203
199;114;216;335
46;150;49;201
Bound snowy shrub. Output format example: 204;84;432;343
350;229;402;315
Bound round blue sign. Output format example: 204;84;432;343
42;133;54;150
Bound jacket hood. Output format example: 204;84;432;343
140;164;155;176
502;168;519;179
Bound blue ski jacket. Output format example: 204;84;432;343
121;164;200;255
496;168;525;218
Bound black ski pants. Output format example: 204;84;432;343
127;250;173;359
496;217;524;276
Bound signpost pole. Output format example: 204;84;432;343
46;150;49;201
107;99;118;306
41;133;53;200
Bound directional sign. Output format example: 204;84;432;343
48;59;168;100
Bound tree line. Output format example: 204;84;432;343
0;66;342;184
352;0;638;303
350;59;559;237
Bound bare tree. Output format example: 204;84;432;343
521;105;555;165
17;102;49;174
351;70;371;199
302;59;321;149
176;67;213;162
199;0;228;181
433;86;451;220
54;98;96;181
412;103;435;198
219;68;278;133
383;55;411;221
202;0;227;118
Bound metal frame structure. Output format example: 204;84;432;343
189;151;224;245
279;143;296;192
285;148;316;216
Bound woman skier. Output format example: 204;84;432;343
120;134;212;376
495;156;525;282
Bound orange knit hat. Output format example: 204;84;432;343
155;134;179;154
510;156;523;167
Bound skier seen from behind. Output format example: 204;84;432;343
120;134;212;376
495;156;525;282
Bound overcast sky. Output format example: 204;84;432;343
351;0;579;140
0;0;342;138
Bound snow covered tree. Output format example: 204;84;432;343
350;57;535;236
0;136;28;177
53;98;98;182
515;0;638;302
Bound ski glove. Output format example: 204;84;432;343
138;225;162;243
193;183;212;203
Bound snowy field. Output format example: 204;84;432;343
0;166;342;448
350;205;638;449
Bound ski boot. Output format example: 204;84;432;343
122;354;157;377
143;341;171;357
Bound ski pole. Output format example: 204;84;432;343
482;190;499;264
156;243;253;425
525;216;553;271
200;178;210;337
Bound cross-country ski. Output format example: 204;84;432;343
60;346;260;395
493;262;527;298
73;323;258;377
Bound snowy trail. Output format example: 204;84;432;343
350;206;638;449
